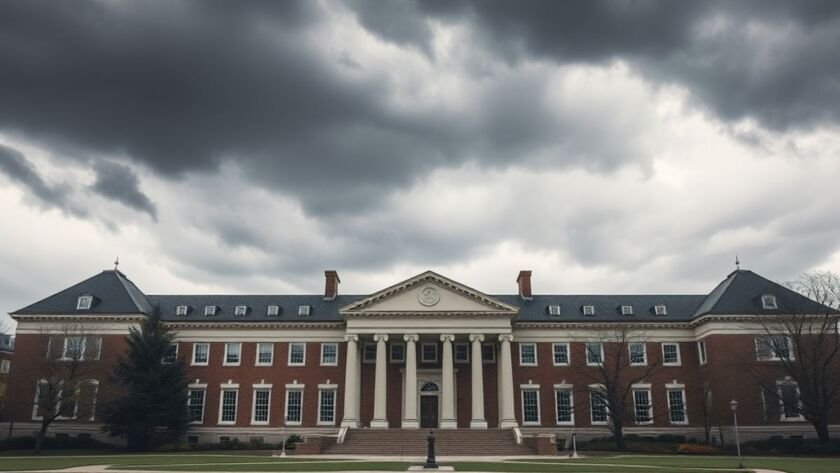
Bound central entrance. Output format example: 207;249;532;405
420;395;439;428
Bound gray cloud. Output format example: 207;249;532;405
0;143;85;217
90;160;157;219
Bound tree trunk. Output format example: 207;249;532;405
33;420;50;455
614;422;625;451
813;418;831;443
704;423;711;445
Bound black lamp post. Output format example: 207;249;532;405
423;430;438;469
730;400;743;469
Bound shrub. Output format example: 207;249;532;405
741;437;840;456
677;443;723;455
0;435;115;452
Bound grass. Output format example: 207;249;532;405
0;451;838;472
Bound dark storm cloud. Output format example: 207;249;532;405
90;160;157;220
416;0;840;131
0;143;85;217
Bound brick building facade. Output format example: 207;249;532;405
2;268;838;449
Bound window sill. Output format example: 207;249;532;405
251;421;269;426
317;421;336;426
321;362;339;367
255;363;274;367
191;362;209;367
288;363;306;367
555;420;574;426
222;363;241;367
218;421;236;425
553;363;570;367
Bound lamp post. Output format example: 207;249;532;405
730;399;743;469
281;414;288;457
570;431;579;458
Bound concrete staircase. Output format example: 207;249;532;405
323;428;535;456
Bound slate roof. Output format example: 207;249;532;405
496;294;708;323
12;270;153;315
148;295;358;322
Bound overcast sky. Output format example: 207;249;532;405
2;0;840;330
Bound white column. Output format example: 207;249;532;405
370;334;389;428
469;334;487;429
498;334;518;428
402;334;419;429
341;334;359;427
440;334;457;429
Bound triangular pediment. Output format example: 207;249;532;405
340;271;519;316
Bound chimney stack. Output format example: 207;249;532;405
517;270;532;300
324;270;340;300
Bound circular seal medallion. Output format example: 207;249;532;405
417;286;441;307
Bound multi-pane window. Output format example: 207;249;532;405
662;343;681;365
298;305;310;316
62;336;86;361
521;389;540;424
256;343;274;366
252;389;270;424
220;390;237;423
188;389;205;423
762;294;778;310
192;343;209;365
321;343;338;365
175;305;189;316
519;343;537;366
756;335;792;361
633;389;652;424
583;305;596;316
76;295;93;310
654;305;668;316
590;390;608;424
319;389;336;424
234;305;247;316
552;343;570;366
422;343;438;363
629;343;647;365
224;343;241;365
697;340;708;365
288;343;306;366
548;305;561;316
267;305;280;316
667;389;687;424
163;344;178;364
454;343;469;363
586;343;603;365
779;383;802;420
204;305;217;316
555;389;573;424
0;360;9;374
621;305;634;316
390;343;405;363
363;343;377;363
481;344;496;362
285;389;303;424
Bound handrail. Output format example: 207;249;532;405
512;426;523;445
337;426;349;444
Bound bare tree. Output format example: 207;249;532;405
28;323;100;454
573;324;663;450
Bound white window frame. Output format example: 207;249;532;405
632;385;653;425
317;386;338;426
284;386;304;425
777;379;805;422
218;387;239;425
223;342;241;366
298;305;310;316
520;387;541;426
662;343;681;366
454;343;469;363
756;335;794;361
548;305;561;316
321;342;339;366
589;387;609;425
519;343;538;366
553;384;574;425
582;305;596;316
187;386;207;424
192;343;210;366
421;343;438;363
552;343;570;366
162;343;179;364
62;336;86;361
621;305;634;316
654;305;668;316
175;305;189;316
251;387;272;425
629;342;647;366
255;343;274;367
234;305;248;316
482;343;496;363
362;342;377;364
666;384;688;425
762;294;778;310
76;295;93;310
586;342;604;366
697;340;708;365
0;359;9;374
267;305;280;316
390;342;406;363
288;342;306;366
204;305;217;316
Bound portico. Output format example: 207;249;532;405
339;271;520;429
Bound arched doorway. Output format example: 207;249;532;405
419;381;440;428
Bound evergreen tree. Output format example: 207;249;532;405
101;306;189;450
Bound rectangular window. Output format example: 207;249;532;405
662;343;681;365
633;389;652;424
176;305;189;316
163;344;178;364
318;389;336;425
552;343;570;366
192;343;209;365
256;343;274;366
363;343;377;363
555;389;573;424
252;389;271;424
224;343;241;366
621;305;634;316
204;305;217;316
482;343;496;362
667;389;687;424
219;389;237;424
756;335;792;361
62;336;85;361
267;305;280;316
762;294;778;309
779;383;802;420
188;389;205;423
288;343;306;366
454;343;469;363
519;343;537;366
654;305;668;316
590;390;608;424
586;343;604;366
697;340;708;365
548;305;561;316
298;305;310;316
521;389;540;425
629;343;647;366
583;305;596;316
421;343;438;363
0;359;9;374
390;343;405;363
321;343;338;366
285;389;303;424
234;305;247;316
77;295;93;310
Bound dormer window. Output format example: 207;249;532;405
234;305;248;316
548;305;561;316
267;305;280;316
204;305;217;316
654;305;668;316
762;294;778;310
175;305;189;316
76;295;93;310
583;305;595;316
298;305;310;316
621;305;634;316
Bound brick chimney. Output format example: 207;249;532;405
324;270;340;300
517;270;533;300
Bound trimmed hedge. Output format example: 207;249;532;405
0;435;116;452
742;436;840;455
158;434;303;452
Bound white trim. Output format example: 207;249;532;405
288;342;306;366
421;342;438;363
589;388;609;425
188;382;208;389
320;342;339;366
661;342;681;366
585;342;604;366
755;335;795;361
223;342;241;366
252;382;273;389
217;388;238;425
284;387;304;425
552;343;570;366
192;343;210;366
554;386;574;426
234;305;248;316
220;381;240;389
362;342;377;364
454;342;469;363
285;383;305;389
76;295;93;310
697;340;708;365
519;383;541;389
629;342;647;366
632;387;654;425
481;343;496;363
250;388;271;425
187;388;206;424
666;387;689;425
390;342;406;363
317;388;337;426
519;342;538;366
762;294;778;310
520;387;541;426
255;342;274;367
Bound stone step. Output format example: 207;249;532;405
324;428;535;455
